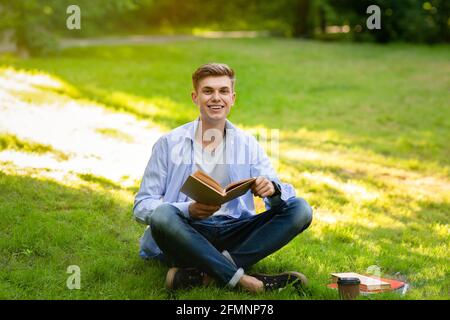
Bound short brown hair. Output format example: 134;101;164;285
192;63;235;91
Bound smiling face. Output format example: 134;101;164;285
191;75;236;125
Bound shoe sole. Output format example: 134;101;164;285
165;267;179;289
251;271;308;287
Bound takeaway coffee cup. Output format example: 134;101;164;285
337;277;361;300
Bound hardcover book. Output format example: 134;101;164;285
330;272;395;291
180;170;256;206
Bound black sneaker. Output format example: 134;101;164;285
250;271;308;291
165;267;206;290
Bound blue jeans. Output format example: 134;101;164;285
150;197;313;287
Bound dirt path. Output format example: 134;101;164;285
1;31;268;52
59;35;199;48
59;31;267;48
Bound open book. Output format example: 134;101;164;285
180;170;256;206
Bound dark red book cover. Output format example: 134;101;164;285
327;276;406;293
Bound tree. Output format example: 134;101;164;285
293;0;311;37
0;0;140;56
328;0;450;43
0;0;59;56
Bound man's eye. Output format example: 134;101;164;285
204;90;212;94
220;90;229;94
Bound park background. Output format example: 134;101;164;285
0;0;449;299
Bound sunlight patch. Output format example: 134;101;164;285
0;67;163;186
0;67;77;96
314;210;343;224
302;171;379;202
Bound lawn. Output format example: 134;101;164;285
0;38;449;299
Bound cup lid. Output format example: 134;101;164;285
337;277;361;285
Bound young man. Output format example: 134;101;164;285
133;63;313;293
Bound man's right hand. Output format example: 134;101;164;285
188;202;220;220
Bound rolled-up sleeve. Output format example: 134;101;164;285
133;137;193;224
249;136;296;209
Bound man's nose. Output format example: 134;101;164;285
211;91;220;101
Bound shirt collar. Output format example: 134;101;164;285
187;117;237;142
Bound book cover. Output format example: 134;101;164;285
180;170;256;206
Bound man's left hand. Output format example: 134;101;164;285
251;177;275;198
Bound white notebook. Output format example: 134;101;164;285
331;272;391;290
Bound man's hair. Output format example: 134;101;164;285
192;63;235;91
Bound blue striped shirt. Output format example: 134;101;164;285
133;118;296;259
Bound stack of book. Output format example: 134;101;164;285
328;272;408;295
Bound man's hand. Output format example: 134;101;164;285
188;202;220;220
251;177;275;198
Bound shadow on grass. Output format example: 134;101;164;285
0;170;168;299
77;173;123;190
280;132;449;172
0;169;322;299
62;85;196;130
0;168;447;299
280;155;449;225
0;133;70;161
77;173;140;195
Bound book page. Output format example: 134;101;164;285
225;178;256;192
193;170;224;194
223;178;256;203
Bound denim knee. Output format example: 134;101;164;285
286;197;313;232
150;203;180;233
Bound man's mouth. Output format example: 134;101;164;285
208;105;224;110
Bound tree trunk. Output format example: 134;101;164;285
319;6;326;34
293;0;311;38
14;4;30;58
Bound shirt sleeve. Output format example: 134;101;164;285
248;135;296;210
133;137;191;225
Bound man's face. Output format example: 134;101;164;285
192;75;235;124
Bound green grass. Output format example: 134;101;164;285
95;128;134;143
0;133;70;161
0;38;449;299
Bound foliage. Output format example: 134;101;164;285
0;0;59;56
329;0;450;43
0;0;448;55
0;0;139;56
131;0;450;42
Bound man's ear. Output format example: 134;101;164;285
191;90;198;106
